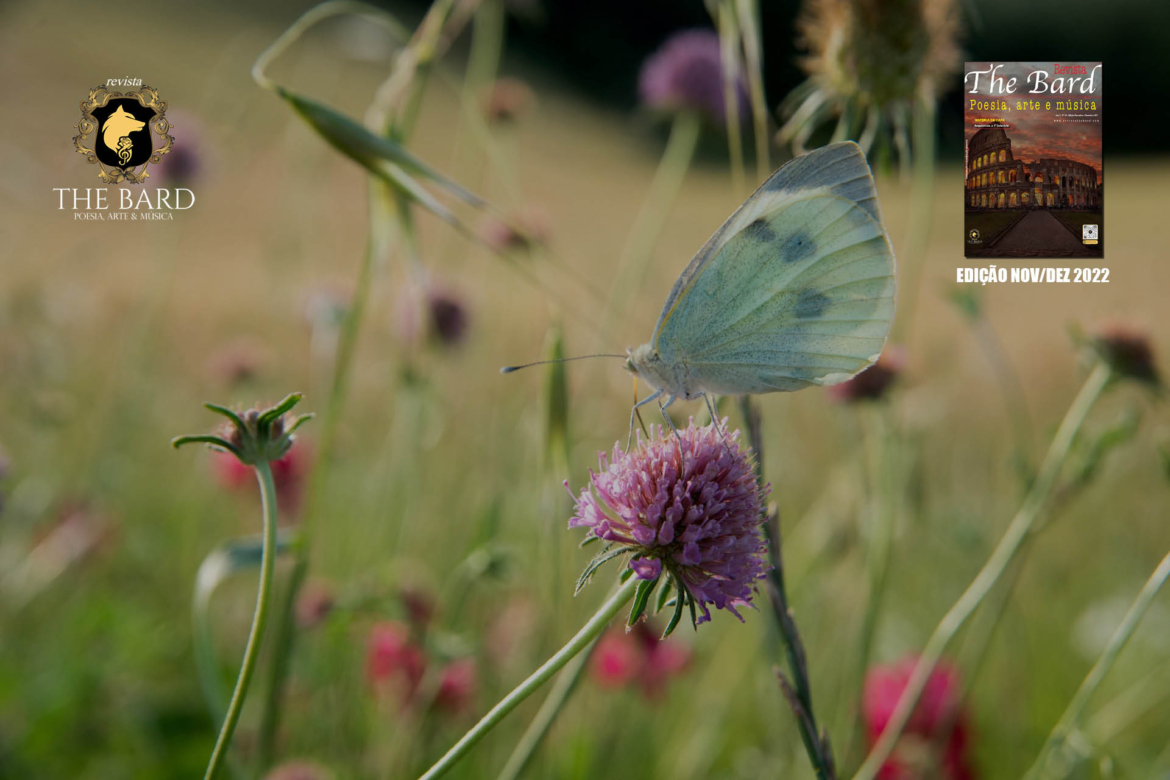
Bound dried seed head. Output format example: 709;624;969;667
1090;321;1159;385
780;0;961;156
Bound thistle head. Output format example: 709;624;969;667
569;419;769;635
780;0;960;156
172;393;312;466
639;29;747;126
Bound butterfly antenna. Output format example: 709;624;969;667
500;354;626;374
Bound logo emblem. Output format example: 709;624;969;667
73;85;173;183
1082;224;1098;244
968;228;981;242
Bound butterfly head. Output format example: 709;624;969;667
626;343;678;394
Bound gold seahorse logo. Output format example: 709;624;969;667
101;105;145;166
73;85;175;183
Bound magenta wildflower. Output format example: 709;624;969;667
592;621;691;700
434;658;477;714
863;657;975;780
569;420;769;630
639;29;747;126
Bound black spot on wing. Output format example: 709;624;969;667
794;288;830;318
742;218;776;243
781;229;815;263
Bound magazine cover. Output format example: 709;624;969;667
964;62;1103;258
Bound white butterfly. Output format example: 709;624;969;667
504;141;896;435
624;141;896;428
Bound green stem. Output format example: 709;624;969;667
599;110;700;343
973;316;1034;478
1086;656;1170;746
252;2;409;94
852;363;1113;780
734;0;769;180
717;0;745;193
891;94;935;343
417;576;640;780
203;461;279;780
738;397;835;780
257;178;396;769
1024;548;1170;779
857;407;895;668
846;406;896;762
495;635;600;780
253;4;471;769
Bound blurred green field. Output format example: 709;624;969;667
2;1;1170;778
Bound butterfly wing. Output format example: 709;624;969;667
652;141;895;394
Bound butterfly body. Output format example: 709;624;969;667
626;141;896;410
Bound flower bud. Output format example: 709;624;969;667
173;393;313;467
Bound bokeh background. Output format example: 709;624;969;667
2;0;1169;778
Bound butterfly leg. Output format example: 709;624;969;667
703;393;735;452
627;388;663;450
658;395;679;439
703;393;728;438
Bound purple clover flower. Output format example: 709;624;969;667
639;29;748;126
570;420;769;625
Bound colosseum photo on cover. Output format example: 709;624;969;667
964;62;1103;258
